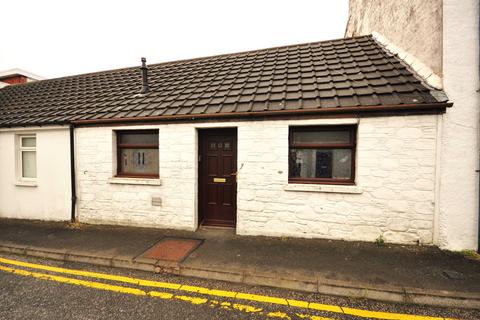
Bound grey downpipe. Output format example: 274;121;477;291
69;124;77;223
478;4;480;253
478;3;480;253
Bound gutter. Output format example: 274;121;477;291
69;124;77;223
71;102;452;126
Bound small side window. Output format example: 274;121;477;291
116;130;159;178
289;126;356;185
19;135;37;179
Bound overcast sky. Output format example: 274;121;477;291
1;1;349;79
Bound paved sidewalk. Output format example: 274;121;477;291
0;219;479;309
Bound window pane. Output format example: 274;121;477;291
119;132;158;145
22;137;36;148
289;148;352;179
22;151;37;178
119;148;159;175
292;130;350;144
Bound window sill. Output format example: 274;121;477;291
108;177;162;186
15;180;38;187
284;183;362;194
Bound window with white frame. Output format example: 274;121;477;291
19;135;37;179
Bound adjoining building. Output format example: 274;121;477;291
0;69;43;87
345;0;479;251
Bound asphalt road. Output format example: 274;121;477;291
0;253;478;320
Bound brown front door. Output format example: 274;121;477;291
199;129;237;227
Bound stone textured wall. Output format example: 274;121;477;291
76;114;439;244
345;0;443;77
237;115;438;244
75;125;197;230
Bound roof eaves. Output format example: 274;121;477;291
70;102;452;126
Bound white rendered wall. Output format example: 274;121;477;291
0;127;71;221
76;114;439;245
437;0;480;250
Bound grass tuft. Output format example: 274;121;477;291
66;221;84;230
461;250;480;261
374;235;385;246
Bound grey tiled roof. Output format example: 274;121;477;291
0;35;449;127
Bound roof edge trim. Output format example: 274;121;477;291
371;32;443;90
0;68;44;81
71;102;452;125
0;125;69;132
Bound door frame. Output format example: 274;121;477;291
197;127;238;228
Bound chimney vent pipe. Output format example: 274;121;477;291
140;57;149;94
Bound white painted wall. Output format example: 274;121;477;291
76;114;439;245
0;127;71;221
236;116;438;244
437;0;480;250
75;124;197;230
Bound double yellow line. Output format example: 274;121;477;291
0;256;455;320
